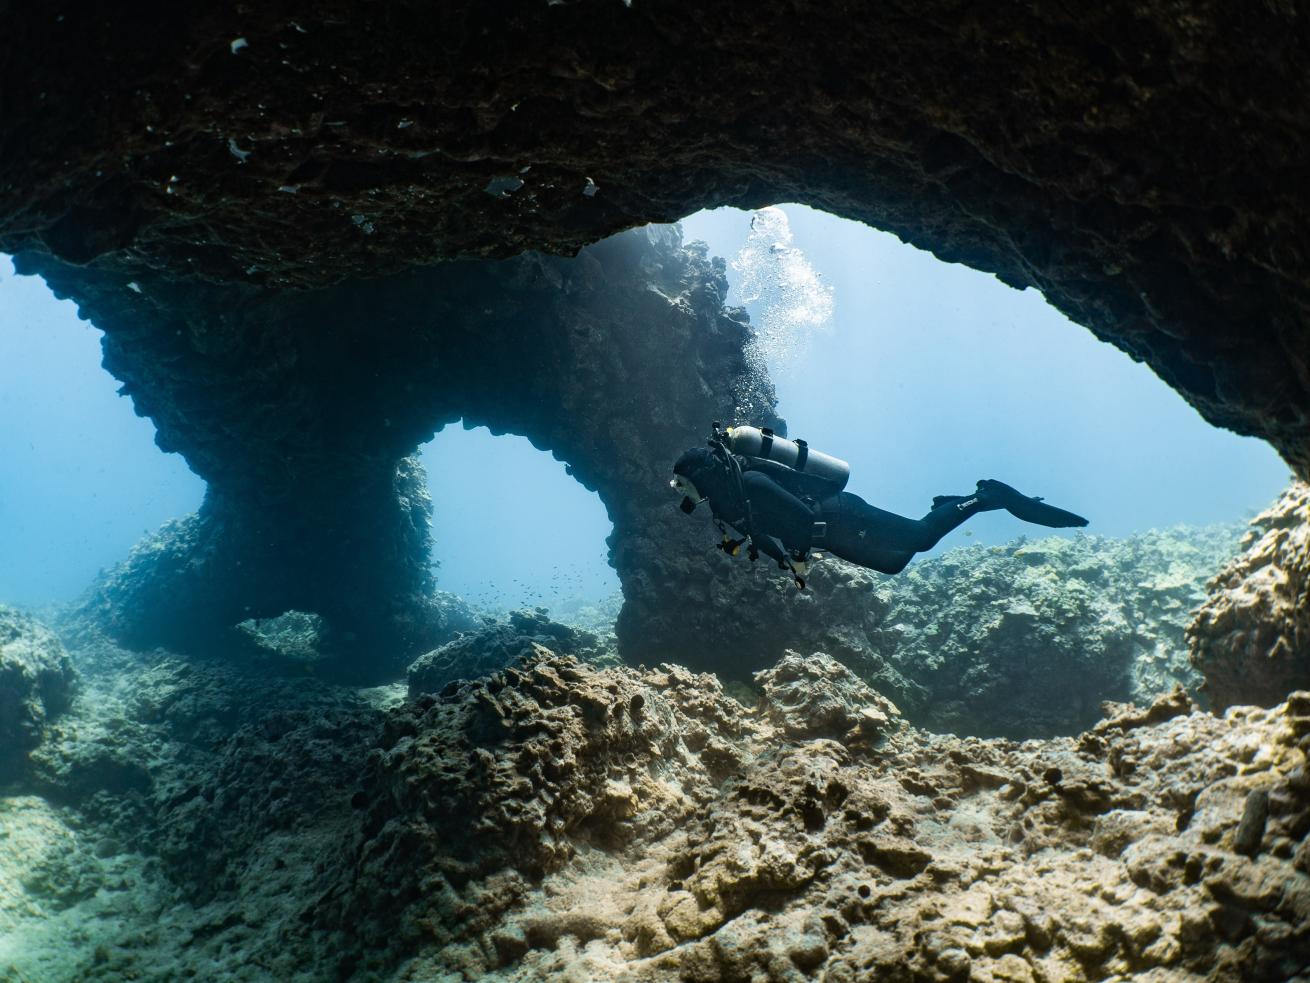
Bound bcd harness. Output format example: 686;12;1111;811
702;422;819;589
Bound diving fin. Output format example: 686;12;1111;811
976;479;1088;528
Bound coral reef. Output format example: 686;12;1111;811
0;606;76;783
3;611;1307;981
1188;482;1310;710
3;4;1310;477
633;527;1240;738
407;608;615;699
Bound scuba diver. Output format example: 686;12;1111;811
671;424;1088;588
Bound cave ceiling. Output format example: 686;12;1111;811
2;1;1309;473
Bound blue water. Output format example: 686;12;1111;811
0;204;1292;609
681;205;1291;547
0;262;204;604
421;426;618;612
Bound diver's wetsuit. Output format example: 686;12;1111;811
739;465;990;574
673;446;1087;578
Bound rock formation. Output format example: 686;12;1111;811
1;2;1308;670
1188;482;1310;710
631;527;1241;738
52;225;776;671
0;606;76;784
5;612;1307;982
407;608;616;698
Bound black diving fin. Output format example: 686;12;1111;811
976;479;1088;528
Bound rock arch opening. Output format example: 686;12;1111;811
681;204;1291;543
419;423;619;616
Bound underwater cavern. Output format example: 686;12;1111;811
2;2;1310;980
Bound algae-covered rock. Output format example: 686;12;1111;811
0;606;76;781
406;608;615;698
8;630;1310;982
234;610;327;665
1187;482;1310;710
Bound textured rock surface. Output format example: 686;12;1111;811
53;225;774;670
1188;482;1310;711
0;607;76;782
328;654;1310;981
4;630;1309;982
407;608;615;699
634;527;1241;738
2;3;1309;475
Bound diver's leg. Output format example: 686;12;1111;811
816;491;977;572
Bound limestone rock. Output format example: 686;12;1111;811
330;652;760;973
321;654;1310;981
51;226;772;673
0;607;76;781
1187;482;1310;710
406;608;615;698
7;635;1310;982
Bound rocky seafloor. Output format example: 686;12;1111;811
2;522;1308;982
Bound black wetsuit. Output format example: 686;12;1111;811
733;461;988;574
673;446;1086;578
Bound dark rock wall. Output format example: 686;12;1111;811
3;2;1309;474
1188;483;1310;710
40;227;775;670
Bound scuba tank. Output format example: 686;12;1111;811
724;425;850;493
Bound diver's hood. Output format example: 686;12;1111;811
673;447;717;482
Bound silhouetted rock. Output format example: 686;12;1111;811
3;3;1309;475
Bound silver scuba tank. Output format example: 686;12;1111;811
725;426;850;491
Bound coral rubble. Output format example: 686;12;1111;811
1189;482;1310;711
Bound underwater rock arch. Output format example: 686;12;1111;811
3;2;1309;700
53;227;779;672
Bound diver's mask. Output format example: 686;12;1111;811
670;474;703;514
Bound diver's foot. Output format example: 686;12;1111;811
931;494;966;510
976;479;1089;528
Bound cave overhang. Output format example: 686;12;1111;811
1;2;1307;473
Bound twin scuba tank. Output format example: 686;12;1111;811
721;425;851;495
